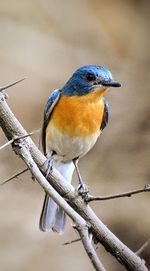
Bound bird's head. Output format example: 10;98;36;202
62;65;121;96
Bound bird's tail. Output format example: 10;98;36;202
39;159;75;233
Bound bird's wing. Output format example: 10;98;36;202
100;98;109;131
42;89;61;154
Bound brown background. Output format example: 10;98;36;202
0;0;149;270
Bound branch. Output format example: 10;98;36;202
0;90;105;271
77;225;106;271
15;131;106;271
0;88;148;271
87;185;150;202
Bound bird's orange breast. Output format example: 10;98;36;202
47;89;105;137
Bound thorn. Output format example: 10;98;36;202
63;238;81;245
0;78;26;92
0;168;28;186
136;238;150;255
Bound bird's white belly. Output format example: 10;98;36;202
46;123;100;162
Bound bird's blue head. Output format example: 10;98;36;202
62;65;121;96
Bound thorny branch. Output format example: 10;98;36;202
0;81;149;271
0;81;105;271
20;141;106;271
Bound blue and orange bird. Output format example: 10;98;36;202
40;65;121;233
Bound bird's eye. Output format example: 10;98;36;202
86;73;96;82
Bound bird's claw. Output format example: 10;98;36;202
77;182;89;200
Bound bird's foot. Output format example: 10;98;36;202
44;154;53;178
77;178;89;200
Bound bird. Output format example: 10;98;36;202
39;65;121;233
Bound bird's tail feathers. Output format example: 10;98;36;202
39;160;75;233
53;159;75;184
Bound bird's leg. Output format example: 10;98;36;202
73;159;89;195
44;153;54;178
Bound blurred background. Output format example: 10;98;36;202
0;0;149;270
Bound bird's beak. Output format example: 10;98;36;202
101;81;121;88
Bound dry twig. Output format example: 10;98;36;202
87;185;150;202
